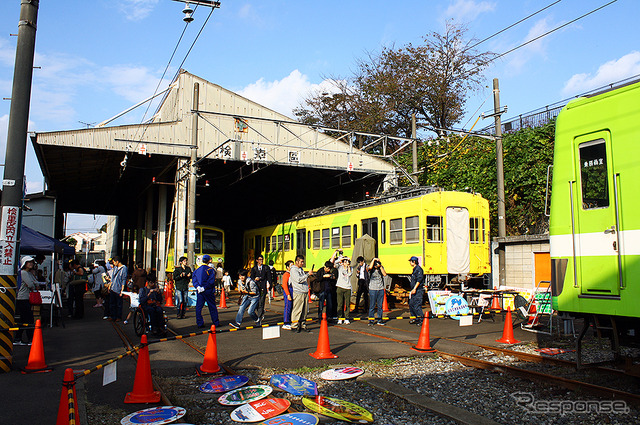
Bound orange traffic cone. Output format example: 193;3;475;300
218;287;228;309
197;325;221;376
309;313;338;359
382;290;390;312
164;282;175;307
56;368;79;425
496;307;521;344
23;319;51;373
412;312;436;352
490;289;501;310
125;335;161;403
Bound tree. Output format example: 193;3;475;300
294;22;494;142
406;121;556;236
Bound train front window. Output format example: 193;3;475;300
579;139;609;209
184;230;201;252
202;229;223;255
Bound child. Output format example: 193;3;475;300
222;270;232;297
229;269;260;328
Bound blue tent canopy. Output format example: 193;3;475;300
20;225;75;256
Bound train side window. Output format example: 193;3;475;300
353;224;357;244
266;236;271;252
313;230;321;249
291;233;294;250
322;228;330;249
331;227;340;249
482;218;486;244
284;234;290;251
390;218;403;244
426;216;443;242
271;236;277;251
405;216;419;243
307;231;311;249
579;139;609;209
380;220;386;244
341;225;351;248
277;235;284;251
470;217;480;243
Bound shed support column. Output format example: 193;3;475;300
144;189;154;269
128;228;135;266
106;216;118;260
136;198;144;266
175;159;188;269
157;186;167;285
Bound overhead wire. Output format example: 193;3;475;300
466;0;563;51
464;0;618;77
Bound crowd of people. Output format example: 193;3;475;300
13;249;426;344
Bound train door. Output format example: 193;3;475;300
445;207;470;274
296;229;306;258
573;133;621;296
361;218;379;256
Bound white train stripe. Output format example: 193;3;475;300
550;229;640;257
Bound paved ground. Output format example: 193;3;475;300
1;292;538;425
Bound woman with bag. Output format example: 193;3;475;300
90;261;106;308
69;260;88;319
14;256;38;345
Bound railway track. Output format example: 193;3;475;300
337;320;640;407
105;313;639;424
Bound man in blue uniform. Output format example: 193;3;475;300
192;254;220;328
408;256;425;325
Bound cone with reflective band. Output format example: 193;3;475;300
382;290;390;312
309;313;338;359
412;312;435;352
197;325;221;375
56;368;79;425
218;287;228;309
496;307;521;344
23;319;51;373
125;335;161;403
164;282;175;307
490;290;501;310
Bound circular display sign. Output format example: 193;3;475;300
218;385;273;406
320;367;364;381
445;295;469;320
258;412;319;425
199;375;249;393
121;406;186;425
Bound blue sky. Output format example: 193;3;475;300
1;0;639;234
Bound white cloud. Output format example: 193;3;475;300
26;180;44;194
0;38;16;68
238;70;338;118
100;65;168;104
442;0;496;22
117;0;159;22
0;114;8;163
504;17;554;73
562;51;640;96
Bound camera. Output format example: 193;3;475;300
374;260;381;267
338;250;343;255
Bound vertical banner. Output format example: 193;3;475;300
0;206;20;274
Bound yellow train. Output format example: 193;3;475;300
243;187;491;287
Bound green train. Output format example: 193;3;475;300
550;79;640;344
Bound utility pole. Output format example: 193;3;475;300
187;83;199;267
493;78;507;288
0;0;39;373
411;114;418;174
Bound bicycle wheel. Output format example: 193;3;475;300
133;308;146;337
